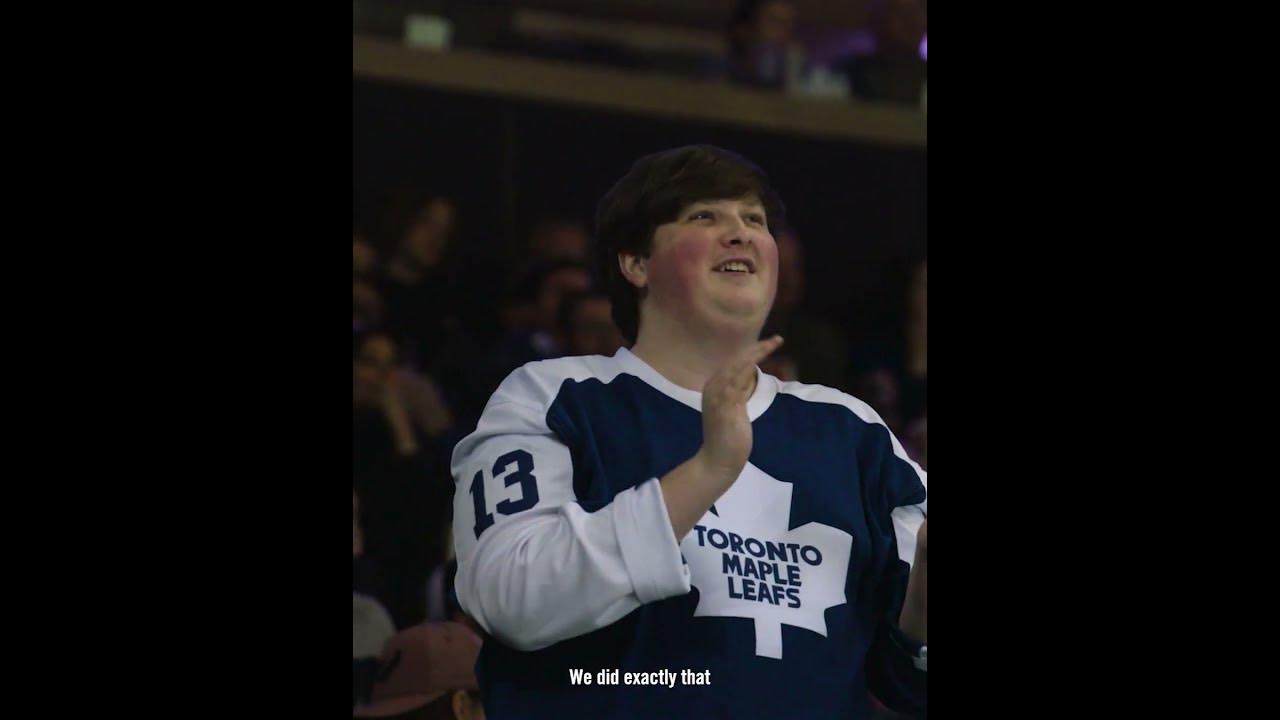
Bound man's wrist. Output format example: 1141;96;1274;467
691;448;743;487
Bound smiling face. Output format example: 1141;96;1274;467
625;196;778;338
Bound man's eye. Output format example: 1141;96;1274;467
745;214;765;225
689;211;713;221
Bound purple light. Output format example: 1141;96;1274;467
920;36;927;61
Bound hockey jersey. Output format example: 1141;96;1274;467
451;347;927;719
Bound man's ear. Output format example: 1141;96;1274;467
619;253;648;289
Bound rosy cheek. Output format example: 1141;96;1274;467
651;241;708;302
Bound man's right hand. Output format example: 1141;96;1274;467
696;335;784;484
660;336;783;542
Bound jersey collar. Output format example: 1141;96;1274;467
614;347;778;421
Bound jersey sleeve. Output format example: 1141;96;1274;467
450;369;692;652
860;414;928;716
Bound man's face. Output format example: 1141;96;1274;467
638;197;778;337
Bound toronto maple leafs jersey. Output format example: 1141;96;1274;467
451;348;927;719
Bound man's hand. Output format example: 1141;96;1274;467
900;518;927;644
661;336;783;541
697;335;784;481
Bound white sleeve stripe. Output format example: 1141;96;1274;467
612;478;693;603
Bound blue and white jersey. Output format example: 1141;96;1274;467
451;347;927;719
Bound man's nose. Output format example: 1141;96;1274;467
721;219;754;246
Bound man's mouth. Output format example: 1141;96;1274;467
712;259;755;274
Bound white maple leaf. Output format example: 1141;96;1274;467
679;463;853;659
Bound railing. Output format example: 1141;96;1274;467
353;35;926;148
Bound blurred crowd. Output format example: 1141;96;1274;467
353;187;927;716
355;0;927;108
726;0;928;106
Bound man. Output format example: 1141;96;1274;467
451;146;926;718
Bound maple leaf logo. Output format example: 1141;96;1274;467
679;463;852;659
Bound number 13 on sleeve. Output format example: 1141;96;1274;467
470;449;541;539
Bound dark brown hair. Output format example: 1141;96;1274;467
593;145;786;344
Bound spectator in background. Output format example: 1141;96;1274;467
353;331;419;465
760;227;852;389
354;331;453;630
850;256;926;432
727;0;800;90
556;290;625;358
354;483;394;605
354;279;385;334
854;367;904;436
424;522;456;624
374;189;499;428
354;595;397;710
384;196;455;280
841;0;928;105
528;217;590;265
424;527;484;638
353;332;455;451
354;231;383;333
487;261;592;387
355;488;397;710
377;192;459;365
355;234;379;280
354;623;486;720
533;262;593;349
